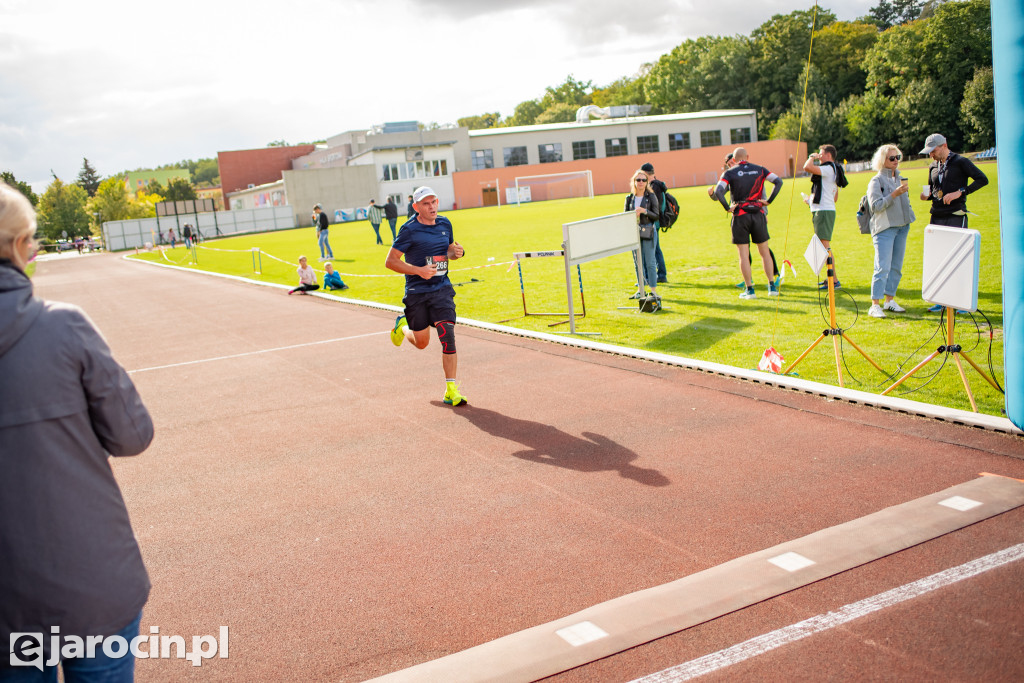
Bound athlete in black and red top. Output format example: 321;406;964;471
713;147;783;299
709;152;781;289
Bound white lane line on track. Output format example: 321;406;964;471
630;542;1024;683
127;331;387;374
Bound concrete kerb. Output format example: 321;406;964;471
123;255;1024;436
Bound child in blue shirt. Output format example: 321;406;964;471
323;262;348;290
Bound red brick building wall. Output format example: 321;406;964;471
218;145;316;209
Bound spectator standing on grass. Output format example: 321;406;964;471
383;197;399;243
713;147;783;300
183;223;193;248
289;255;320;295
385;186;468;407
313;204;334;261
639;163;668;283
168;228;176;249
919;133;989;312
865;144;915;319
0;181;154;681
919;133;988;230
625;169;661;310
367;200;386;245
406;194;415;219
803;144;847;290
709;153;782;289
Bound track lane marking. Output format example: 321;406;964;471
630;542;1024;682
127;331;387;374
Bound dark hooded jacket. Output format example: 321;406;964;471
0;258;153;661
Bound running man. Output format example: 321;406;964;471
385;187;467;406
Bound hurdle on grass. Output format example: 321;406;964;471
560;211;644;335
509;250;585;327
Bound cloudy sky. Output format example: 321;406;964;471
1;0;876;193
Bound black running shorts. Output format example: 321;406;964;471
403;286;457;331
731;212;770;245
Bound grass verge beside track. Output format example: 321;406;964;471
128;162;1005;416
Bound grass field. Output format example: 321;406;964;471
129;162;1006;416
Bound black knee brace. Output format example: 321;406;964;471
435;320;456;354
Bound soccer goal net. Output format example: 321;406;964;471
509;170;593;207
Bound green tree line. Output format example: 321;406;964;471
2;158;211;242
457;0;993;161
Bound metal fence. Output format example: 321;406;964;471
102;205;295;251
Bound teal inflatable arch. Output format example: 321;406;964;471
992;0;1023;429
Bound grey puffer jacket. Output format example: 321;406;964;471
0;259;153;658
867;168;916;236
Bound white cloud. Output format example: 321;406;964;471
0;0;876;193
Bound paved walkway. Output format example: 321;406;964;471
29;253;1024;682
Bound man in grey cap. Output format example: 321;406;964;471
918;133;988;229
918;133;989;312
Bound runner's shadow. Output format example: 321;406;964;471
437;404;670;487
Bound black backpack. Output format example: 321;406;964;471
659;192;680;230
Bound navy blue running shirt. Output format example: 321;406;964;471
392;215;455;293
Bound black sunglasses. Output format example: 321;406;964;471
888;154;902;162
635;178;648;182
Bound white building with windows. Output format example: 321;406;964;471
466;110;758;170
226;109;803;222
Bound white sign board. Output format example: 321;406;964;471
506;186;532;204
922;225;980;311
561;211;644;334
563;212;640;266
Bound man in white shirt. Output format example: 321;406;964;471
804;144;844;289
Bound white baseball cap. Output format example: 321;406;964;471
920;133;947;155
412;186;437;203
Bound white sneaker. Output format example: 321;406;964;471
739;288;756;300
868;304;886;318
883;300;906;312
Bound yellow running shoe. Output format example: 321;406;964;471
390;315;406;346
443;381;467;406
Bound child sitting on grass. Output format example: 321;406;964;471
322;262;348;290
288;256;320;295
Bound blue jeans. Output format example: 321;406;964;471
871;224;910;300
387;218;397;241
370;222;383;244
318;230;333;258
655;238;666;280
638;230;659;290
1;612;141;683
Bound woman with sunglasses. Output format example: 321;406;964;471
865;144;916;318
626;169;660;309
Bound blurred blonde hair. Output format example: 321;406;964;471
871;144;901;172
0;182;37;259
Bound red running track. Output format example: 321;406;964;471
27;253;1024;682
